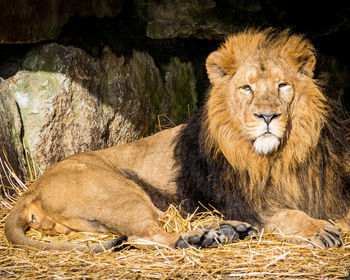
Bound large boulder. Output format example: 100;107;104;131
7;44;198;172
7;44;106;171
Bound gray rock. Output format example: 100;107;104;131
7;44;105;171
7;43;198;172
99;47;165;145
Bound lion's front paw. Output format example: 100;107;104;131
174;222;258;249
307;225;343;248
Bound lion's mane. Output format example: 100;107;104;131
174;29;350;225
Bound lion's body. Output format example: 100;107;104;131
5;29;350;251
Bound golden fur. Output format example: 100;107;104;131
205;29;339;211
5;28;350;251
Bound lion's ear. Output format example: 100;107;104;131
282;37;316;78
298;51;316;78
206;51;234;84
289;48;316;78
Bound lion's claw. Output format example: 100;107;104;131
175;223;258;249
307;226;342;248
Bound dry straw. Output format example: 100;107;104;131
0;153;349;279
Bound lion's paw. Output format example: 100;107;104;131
174;223;258;249
307;225;343;248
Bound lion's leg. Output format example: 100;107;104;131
119;212;179;248
33;170;258;249
127;220;258;249
90;179;258;249
174;220;258;249
262;208;342;248
125;216;258;249
81;177;181;248
107;205;258;249
67;173;258;249
30;170;179;249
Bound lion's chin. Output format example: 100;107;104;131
253;134;280;155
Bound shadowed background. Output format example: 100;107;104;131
1;0;350;188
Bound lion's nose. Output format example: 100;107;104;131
254;112;281;124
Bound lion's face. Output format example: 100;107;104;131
205;29;326;161
227;60;294;155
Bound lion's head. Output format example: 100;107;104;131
176;29;350;221
204;28;329;171
175;29;350;222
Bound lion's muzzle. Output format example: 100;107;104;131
250;112;284;155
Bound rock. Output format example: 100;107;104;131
0;0;123;44
0;79;25;188
146;0;222;39
7;43;106;171
145;0;265;39
7;43;198;172
99;47;165;145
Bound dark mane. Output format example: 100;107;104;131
174;110;262;226
174;99;350;226
293;99;350;219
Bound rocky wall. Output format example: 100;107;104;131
2;43;196;173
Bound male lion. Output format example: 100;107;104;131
5;28;350;252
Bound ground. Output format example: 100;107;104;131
0;203;349;279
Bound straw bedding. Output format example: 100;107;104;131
0;158;349;279
0;201;349;279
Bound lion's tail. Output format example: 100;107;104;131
5;196;126;252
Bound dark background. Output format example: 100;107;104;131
1;0;350;184
1;0;350;108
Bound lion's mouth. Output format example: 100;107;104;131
253;133;280;155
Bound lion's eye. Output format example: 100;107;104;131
278;82;288;89
278;81;293;101
240;84;252;93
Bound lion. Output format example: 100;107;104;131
5;28;350;252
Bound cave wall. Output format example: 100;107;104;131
1;0;350;182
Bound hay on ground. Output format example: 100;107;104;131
0;154;350;279
1;203;349;279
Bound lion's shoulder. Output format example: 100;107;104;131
174;111;262;225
